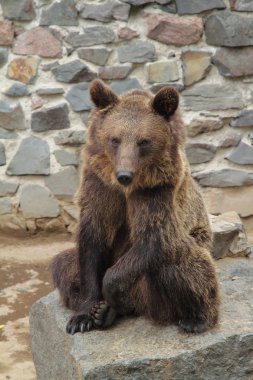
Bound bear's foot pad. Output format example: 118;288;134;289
91;301;117;328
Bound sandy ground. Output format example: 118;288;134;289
0;235;74;380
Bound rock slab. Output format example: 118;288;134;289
30;257;253;380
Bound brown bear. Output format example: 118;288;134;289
51;79;220;335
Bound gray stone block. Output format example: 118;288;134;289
36;87;64;96
230;0;253;11
98;64;132;80
45;167;79;198
226;141;253;165
0;47;8;68
118;40;156;63
175;0;225;14
0;197;11;215
0;0;35;21
0;142;6;166
186;143;217;164
0;100;26;130
52;60;96;83
54;150;78;167
205;10;253;47
80;0;130;22
66;27;115;48
3;81;30;97
31;103;70;132
65;83;92;112
54;130;86;146
110;77;142;94
20;184;60;218
30;257;253;380
77;47;111;66
0;180;18;196
0;129;17;139
182;84;244;111
6;136;50;176
40;0;78;26
193;168;253;187
213;47;253;77
230;109;253;128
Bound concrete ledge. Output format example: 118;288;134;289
30;257;253;380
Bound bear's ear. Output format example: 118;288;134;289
151;87;179;119
90;80;119;109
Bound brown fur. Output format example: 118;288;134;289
52;80;219;334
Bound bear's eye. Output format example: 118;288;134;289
137;139;151;148
110;137;120;148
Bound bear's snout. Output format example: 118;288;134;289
116;171;134;186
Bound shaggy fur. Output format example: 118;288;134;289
51;80;220;335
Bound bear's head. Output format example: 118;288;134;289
87;80;186;190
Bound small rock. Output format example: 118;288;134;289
118;27;139;40
0;100;26;131
13;27;62;58
182;50;212;87
110;78;142;94
40;0;78;26
36;87;64;96
146;13;203;46
218;131;241;148
36;218;66;233
98;64;132;80
147;60;179;83
187;118;223;137
31;103;70;132
54;150;78;167
66;27;115;48
31;95;46;110
0;180;19;196
226;141;253;165
0;198;11;215
186;143;217;164
52;60;96;83
0;48;8;68
44;167;79;198
213;47;253;77
54;130;86;146
210;212;249;259
193;168;253;187
1;0;35;21
65;83;92;112
41;61;59;72
182;84;244;111
0;129;18;139
3;82;30;97
230;109;253;128
7;57;39;84
175;0;225;14
0;142;6;166
77;47;111;66
6;136;50;176
0;20;14;46
118;40;156;63
230;0;253;11
80;0;130;22
20;184;60;218
205;10;253;47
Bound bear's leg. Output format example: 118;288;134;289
51;248;81;311
159;253;219;333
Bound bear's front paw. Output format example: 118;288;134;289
178;319;209;334
66;313;94;335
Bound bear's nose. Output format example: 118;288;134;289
116;171;134;186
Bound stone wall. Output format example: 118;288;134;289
0;0;253;236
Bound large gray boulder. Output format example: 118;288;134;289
30;256;253;380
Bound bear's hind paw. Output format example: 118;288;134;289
90;301;117;328
178;319;209;334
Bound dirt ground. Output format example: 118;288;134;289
0;235;74;380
